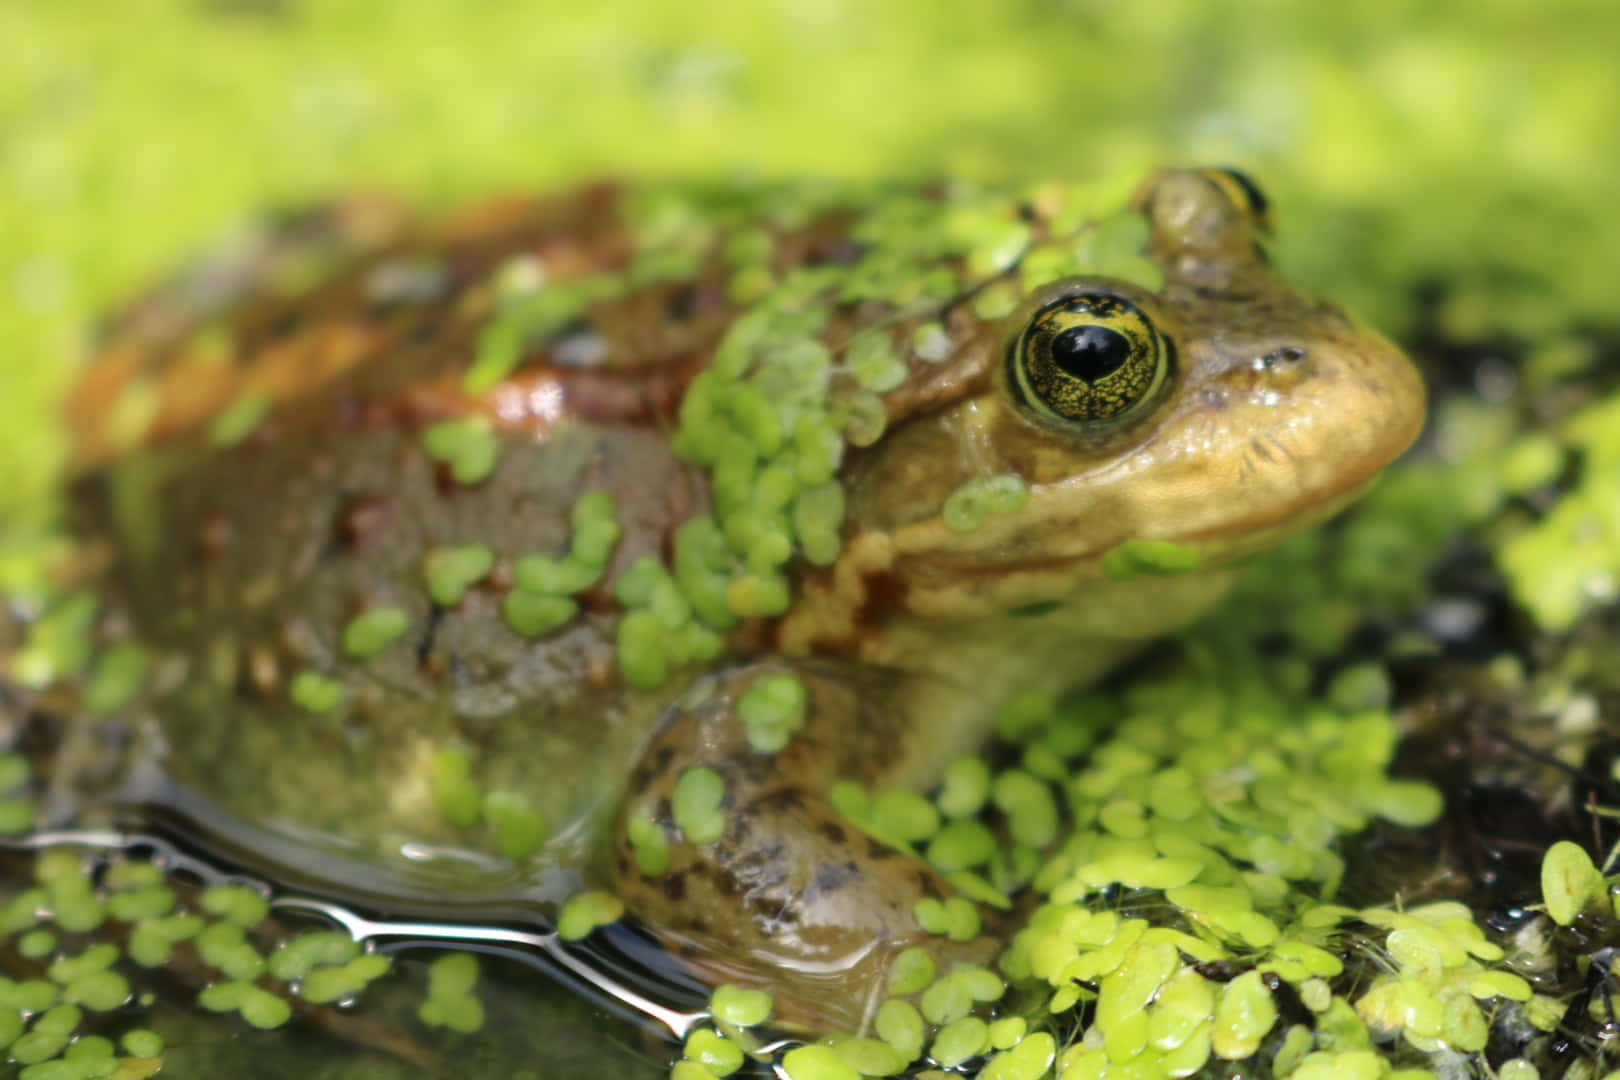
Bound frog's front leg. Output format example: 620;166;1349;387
611;660;998;1032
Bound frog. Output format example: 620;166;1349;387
37;167;1423;1035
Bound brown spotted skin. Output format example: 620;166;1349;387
50;170;1426;1034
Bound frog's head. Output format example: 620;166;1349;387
810;169;1424;651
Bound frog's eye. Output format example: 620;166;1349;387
1007;290;1174;428
1199;167;1272;232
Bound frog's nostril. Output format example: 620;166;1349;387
1252;345;1306;371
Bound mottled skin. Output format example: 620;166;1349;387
56;170;1423;1029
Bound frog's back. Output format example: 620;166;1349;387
61;175;974;881
66;187;731;876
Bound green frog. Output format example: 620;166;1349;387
43;167;1423;1033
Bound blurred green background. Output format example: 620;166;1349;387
2;5;1618;1076
2;0;1617;548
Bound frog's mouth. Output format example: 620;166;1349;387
889;471;1376;616
884;399;1421;623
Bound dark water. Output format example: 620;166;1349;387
0;830;718;1080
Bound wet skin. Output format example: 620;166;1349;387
53;169;1424;1030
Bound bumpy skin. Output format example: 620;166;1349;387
59;171;1424;1029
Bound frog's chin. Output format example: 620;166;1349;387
1174;474;1377;567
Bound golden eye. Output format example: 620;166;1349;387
1007;289;1175;428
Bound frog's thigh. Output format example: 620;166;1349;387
611;662;993;1031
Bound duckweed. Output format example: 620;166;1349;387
430;748;482;828
10;1005;80;1064
936;757;992;819
672;766;727;845
913;898;950;936
941;475;1030;533
926;820;996;872
1099;539;1200;581
512;492;622;601
0;978;59;1013
888;947;936;997
780;1044;858;1080
120;1030;162;1058
970;283;1020;321
919;968;988;1026
710;984;773;1028
932;1016;990;1067
418;952;485;1034
988;1017;1026;1051
875;998;925;1061
194;922;266;981
126;913;205;967
339;606;410;659
38;856;105;934
1541;840;1603;926
424;544;495;607
197;981;292;1030
832;1036;907;1076
482;791;547;859
847;331;908;394
266;931;360;981
59;970;128;1012
920;977;965;1029
736;672;808;753
556;890;624;942
991;770;1059;848
872;790;940;846
17;929;53;959
1210;970;1279;1060
502;591;578;638
684;1027;744;1075
21;1058;116;1080
300;953;391;1004
626;811;671;877
616;610;670;689
420;416;500;486
46;944;117;984
978;1032;1055;1080
106;861;164;893
9;594;96;688
288;669;343;714
198;884;269;927
671;1063;720;1080
81;642;148;714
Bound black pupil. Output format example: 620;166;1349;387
1050;324;1131;384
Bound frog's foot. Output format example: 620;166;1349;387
610;662;998;1033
